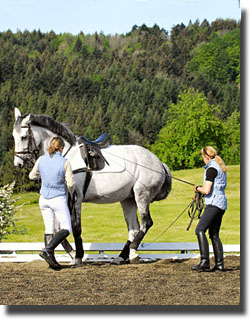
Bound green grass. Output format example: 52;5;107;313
5;165;240;245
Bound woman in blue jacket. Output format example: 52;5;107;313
29;137;75;269
192;146;227;272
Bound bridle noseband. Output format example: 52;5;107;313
14;124;40;165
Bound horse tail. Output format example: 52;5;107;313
153;162;172;201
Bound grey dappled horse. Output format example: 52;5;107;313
13;108;172;265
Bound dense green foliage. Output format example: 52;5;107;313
0;18;240;189
189;28;240;86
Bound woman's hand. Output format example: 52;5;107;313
193;181;213;195
193;185;201;193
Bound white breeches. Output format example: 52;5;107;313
39;195;72;234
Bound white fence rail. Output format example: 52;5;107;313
0;242;240;263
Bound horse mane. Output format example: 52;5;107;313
16;113;77;145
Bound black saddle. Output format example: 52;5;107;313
78;133;110;170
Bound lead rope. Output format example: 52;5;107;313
186;191;205;231
141;191;205;248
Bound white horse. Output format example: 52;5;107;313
12;108;172;265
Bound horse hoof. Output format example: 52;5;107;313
110;256;125;265
70;258;83;266
129;254;140;264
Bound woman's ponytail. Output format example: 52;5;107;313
48;137;65;156
201;146;227;172
214;155;227;173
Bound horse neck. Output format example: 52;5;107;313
32;125;86;170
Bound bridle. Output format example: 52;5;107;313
14;122;73;166
14;124;40;166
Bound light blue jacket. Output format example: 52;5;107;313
203;159;227;210
38;152;67;199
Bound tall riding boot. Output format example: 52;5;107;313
40;229;69;270
211;235;225;271
43;234;58;269
192;231;210;271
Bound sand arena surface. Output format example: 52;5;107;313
0;256;240;306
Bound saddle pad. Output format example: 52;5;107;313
93;146;126;174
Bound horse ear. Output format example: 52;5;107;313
14;108;22;120
26;114;32;124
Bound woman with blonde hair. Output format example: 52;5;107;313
29;137;75;269
192;146;227;272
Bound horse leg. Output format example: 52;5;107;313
71;196;84;265
61;239;74;260
129;191;153;263
111;198;140;265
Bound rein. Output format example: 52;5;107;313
63;144;73;158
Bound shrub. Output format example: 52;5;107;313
0;182;26;241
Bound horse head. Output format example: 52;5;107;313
12;108;41;168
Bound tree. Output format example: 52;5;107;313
221;110;240;165
73;37;82;52
151;89;224;170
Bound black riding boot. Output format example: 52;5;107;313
46;233;74;259
40;229;69;270
192;231;210;271
43;234;60;269
211;235;225;271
